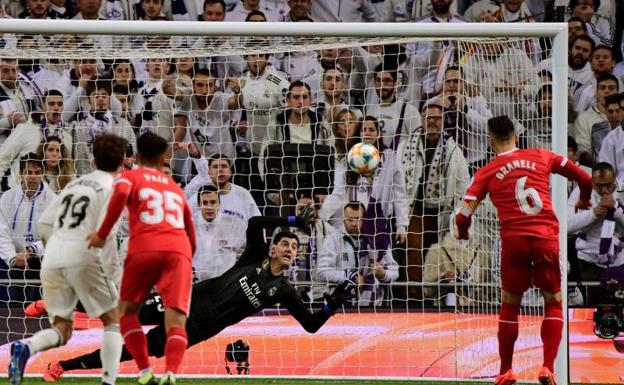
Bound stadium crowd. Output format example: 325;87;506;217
0;0;623;308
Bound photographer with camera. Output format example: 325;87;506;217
568;162;624;305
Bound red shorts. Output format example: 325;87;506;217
500;236;561;294
120;251;192;314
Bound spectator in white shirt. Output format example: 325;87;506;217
568;0;613;47
280;0;312;21
192;185;246;281
316;202;398;307
0;58;32;140
366;63;421;151
0;153;56;301
598;95;624;184
575;45;619;113
174;68;237;160
132;57;176;141
572;73;619;165
184;154;261;225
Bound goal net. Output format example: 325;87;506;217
0;21;568;382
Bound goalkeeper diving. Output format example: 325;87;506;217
43;204;354;382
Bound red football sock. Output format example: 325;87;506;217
498;302;520;374
120;314;150;371
164;327;187;373
541;301;563;372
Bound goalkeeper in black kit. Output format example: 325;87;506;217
43;205;354;382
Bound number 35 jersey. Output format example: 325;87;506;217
113;167;194;258
39;170;118;269
463;148;590;241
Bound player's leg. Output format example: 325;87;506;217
46;321;171;382
156;253;193;385
496;236;532;385
532;239;563;385
100;309;123;385
9;268;76;385
71;262;124;385
118;252;162;384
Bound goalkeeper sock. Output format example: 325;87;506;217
497;302;520;374
101;324;123;385
28;327;63;353
60;346;133;371
541;301;563;372
164;327;187;373
120;314;150;371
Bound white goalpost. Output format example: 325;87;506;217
0;20;569;383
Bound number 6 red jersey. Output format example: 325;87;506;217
463;148;592;240
97;167;196;257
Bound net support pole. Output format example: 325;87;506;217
551;28;569;385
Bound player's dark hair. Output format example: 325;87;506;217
272;231;300;246
204;0;226;11
125;142;134;157
287;80;311;99
570;34;595;51
137;132;168;166
208;154;232;167
245;9;266;21
592;162;614;175
93;134;128;172
568;135;578;153
197;185;220;204
43;89;64;102
487;116;516;142
596;73;618;88
19;152;43;173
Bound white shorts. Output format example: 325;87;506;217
41;264;118;321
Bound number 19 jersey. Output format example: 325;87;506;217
39;170;117;269
464;148;585;240
115;167;194;257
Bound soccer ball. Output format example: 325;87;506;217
347;143;380;175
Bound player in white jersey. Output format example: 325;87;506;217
8;134;129;385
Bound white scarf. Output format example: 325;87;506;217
84;110;113;145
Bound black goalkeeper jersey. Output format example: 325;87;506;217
186;216;331;338
139;216;332;357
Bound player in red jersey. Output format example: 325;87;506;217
454;116;593;385
88;132;196;385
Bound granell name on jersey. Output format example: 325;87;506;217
239;275;261;308
495;159;537;180
143;173;169;184
67;178;104;192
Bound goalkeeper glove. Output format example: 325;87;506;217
295;202;315;235
323;280;355;315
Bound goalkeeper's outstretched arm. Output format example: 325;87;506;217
282;281;354;333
